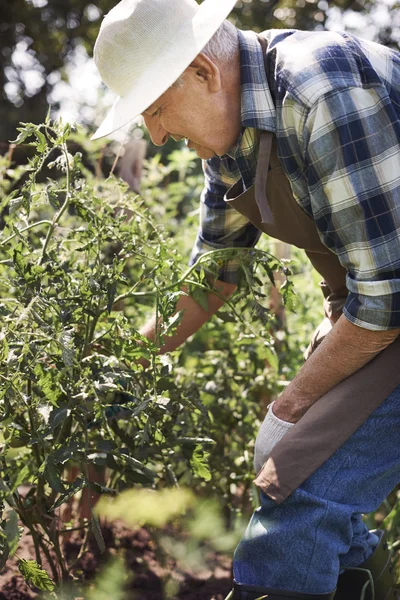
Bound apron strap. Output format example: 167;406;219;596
255;131;275;226
255;33;275;227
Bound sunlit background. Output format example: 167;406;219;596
1;0;399;148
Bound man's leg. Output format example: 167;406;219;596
233;384;400;594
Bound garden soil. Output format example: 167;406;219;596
0;522;232;600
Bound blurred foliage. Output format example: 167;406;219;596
1;0;400;149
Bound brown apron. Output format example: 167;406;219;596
223;36;400;504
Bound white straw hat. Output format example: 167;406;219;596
91;0;238;141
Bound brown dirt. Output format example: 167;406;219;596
0;521;232;600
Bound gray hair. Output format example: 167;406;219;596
202;19;238;61
173;20;238;88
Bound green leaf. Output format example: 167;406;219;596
0;393;11;422
0;482;16;507
50;477;88;511
280;279;296;311
11;465;31;491
190;286;209;311
190;446;211;482
163;310;184;337
18;558;55;592
48;406;71;429
117;452;155;481
59;329;75;367
12;245;27;278
33;130;47;153
4;509;20;557
107;280;117;314
45;105;51;125
9;126;35;145
0;531;10;571
91;512;105;553
43;460;65;493
177;437;216;445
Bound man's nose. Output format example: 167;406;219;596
143;115;169;146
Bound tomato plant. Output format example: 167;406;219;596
0;117;293;592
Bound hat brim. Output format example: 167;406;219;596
90;0;238;141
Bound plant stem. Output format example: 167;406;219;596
110;247;280;307
82;311;100;360
0;220;53;246
38;142;72;265
36;533;60;584
67;527;90;573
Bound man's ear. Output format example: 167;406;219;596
188;53;221;92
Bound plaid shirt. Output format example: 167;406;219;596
189;28;400;330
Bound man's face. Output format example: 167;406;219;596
142;52;241;160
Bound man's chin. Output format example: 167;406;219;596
195;147;216;160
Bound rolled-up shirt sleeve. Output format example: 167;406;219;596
298;85;400;330
189;156;261;285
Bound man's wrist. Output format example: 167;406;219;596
272;398;305;423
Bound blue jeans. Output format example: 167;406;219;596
233;384;400;594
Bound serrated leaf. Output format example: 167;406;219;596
280;279;296;311
18;558;55;592
190;446;211;481
32;367;59;407
89;481;118;496
33;130;47;153
252;300;270;326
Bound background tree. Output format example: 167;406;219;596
1;0;399;151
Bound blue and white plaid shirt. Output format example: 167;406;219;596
189;28;400;331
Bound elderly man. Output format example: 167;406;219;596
91;0;400;598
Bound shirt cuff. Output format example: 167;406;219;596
343;290;400;330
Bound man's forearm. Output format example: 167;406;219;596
273;315;400;423
139;279;237;356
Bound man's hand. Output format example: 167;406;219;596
254;401;295;473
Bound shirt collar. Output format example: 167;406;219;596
225;29;276;159
238;29;276;132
